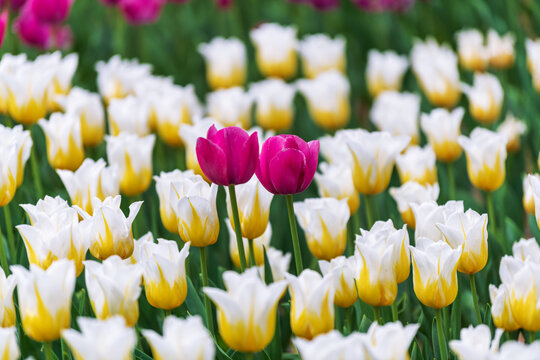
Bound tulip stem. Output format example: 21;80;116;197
3;205;16;262
200;246;215;336
0;219;7;275
485;191;504;251
364;195;374;228
391;302;398;322
528;331;536;343
248;239;256;267
372;306;382;324
44;342;54;360
345;307;354;332
29;128;44;199
446;162;456;200
285;194;303;275
228;185;247;272
245;353;254;360
469;274;482;324
435;308;448;360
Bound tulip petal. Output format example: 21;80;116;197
299;140;319;192
269;148;305;194
196;137;227;185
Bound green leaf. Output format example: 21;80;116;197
134;349;153;360
263;246;274;285
451;291;462;340
186;277;205;320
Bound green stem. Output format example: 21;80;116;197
3;205;15;262
486;191;504;251
245;353;254;360
229;185;247;272
200;247;215;335
435;308;448;360
372;306;382;324
447;162;456;200
247;239;256;268
345;307;354;332
29;127;44;199
61;338;67;360
285;194;303;275
364;194;374;228
469;274;482;324
0;219;8;275
352;209;361;237
528;330;536;343
391;301;398;322
44;342;54;360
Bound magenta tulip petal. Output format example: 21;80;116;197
196;137;227;185
235;132;259;184
299;140;319;192
269;148;305;194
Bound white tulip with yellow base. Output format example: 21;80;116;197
257;247;291;282
463;73;503;125
204;268;287;352
347;131;409;195
512;237;540;263
62;316;136;360
437;209;488;274
84;256;142;327
0;124;32;188
526;39;540;93
420;107;464;163
487;30;515;69
0;269;15;328
449;324;503;360
458;128;507;192
0;327;19;360
294;198;349;260
39;112;85;171
362;321;419;359
106;133;155;196
530;175;540;229
35;52;78;111
410;237;461;309
179;119;222;181
199;37;246;90
108;95;150;136
228;222;271;269
132;75;175;132
143;316;215;360
396;146;437;185
297;70;350;131
139;239;190;310
249;79;295;131
56;87;105;147
319;128;362;166
76;196;142;260
315;162;360;215
370;91;420;145
226;176;273;240
294;331;365;360
389;181;440;229
497;114;527;153
250;23;297;79
20;195;70;225
0;145;18;207
298;34;346;79
319;256;357;308
411;200;463;242
366;50;408;98
456;29;489;71
207;87;252;128
0;54;27;114
286;269;335;340
11;259;75;342
489;282;519;332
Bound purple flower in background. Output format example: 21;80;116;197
13;4;51;48
310;0;339;10
215;0;232;9
353;0;415;12
29;0;73;24
99;0;121;6
0;10;7;48
118;0;163;25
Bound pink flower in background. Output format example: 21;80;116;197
309;0;339;10
53;23;72;49
5;0;27;10
99;0;121;5
196;125;259;186
215;0;232;9
29;0;73;24
353;0;415;12
14;5;51;48
256;135;319;195
0;10;7;48
119;0;163;25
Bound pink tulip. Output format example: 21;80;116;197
14;5;51;49
256;135;319;195
0;10;7;48
215;0;232;9
100;0;121;5
29;0;72;24
196;125;259;186
119;0;163;25
309;0;339;10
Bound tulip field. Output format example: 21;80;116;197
2;0;540;359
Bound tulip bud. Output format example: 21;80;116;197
396;145;437;185
0;124;32;189
463;73;503;125
362;321;419;359
294;330;365;360
286;269;335;339
143;316;215;360
298;34;346;79
11;259;75;342
420;107;464;162
257;247;291;282
411;200;463;241
389;181;440;229
294;198;349;260
347;131;409;195
456;29;489;71
0;327;19;360
366;50;408;98
523;175;538;215
370;91;420;145
198;37;246;90
497;114;527;153
62;316;136;360
85;256;142;326
206;87;252;128
315;162;359;215
204;268;287;352
411;38;461;108
119;0;163;25
106;133;155;196
487;30;515;69
250;23;298;79
410;238;461;308
458;128;507;192
449;324;503;359
489;283;519;331
319;256;357;308
13;6;51;50
0;268;15;328
108;95;150;136
249;78;295;131
256;135;319;195
227;222;271;268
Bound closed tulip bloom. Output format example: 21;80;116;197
294;198;349;260
319;128;364;166
362;321;419;359
496;341;540;359
96;56;152;103
0;269;15;328
463;73;503;125
132;75;175;132
250;23;297;79
256;135;319;195
396;146;437;185
319;256;357;308
411;200;463;241
456;29;489;72
143;316;215;360
389;181;440;229
30;0;72;24
347;131;409;195
249;79;295;131
228;222;271;268
297;70;350;131
523;175;539;215
85;256;142;326
20;195;70;225
410;237;461;308
106;133;155;196
294;330;365;360
298;34;346;78
0;54;27;114
196;125;259;186
77;196;142;260
11;259;75;342
13;8;52;50
489;283;519;331
179;119;221;181
437;209;488;274
207;87;252;128
63;316;136;360
411;39;461;108
370;91;420;144
286;269;335;339
487;30;515;69
257;247;291;282
420;107;464;162
497;114;527;153
366;50;409;98
526;39;540;93
458;128;507;192
0;124;32;188
35;52;78;110
449;324;502;360
204;268;287;352
119;0;163;25
315;162;359;215
108;95;150;136
56;87;105;147
198;37;246;90
139;239;190;310
0;327;19;360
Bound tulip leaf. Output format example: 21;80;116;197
134;349;153;360
186;277;205;320
263;246;274;285
451;290;461;340
215;343;235;360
